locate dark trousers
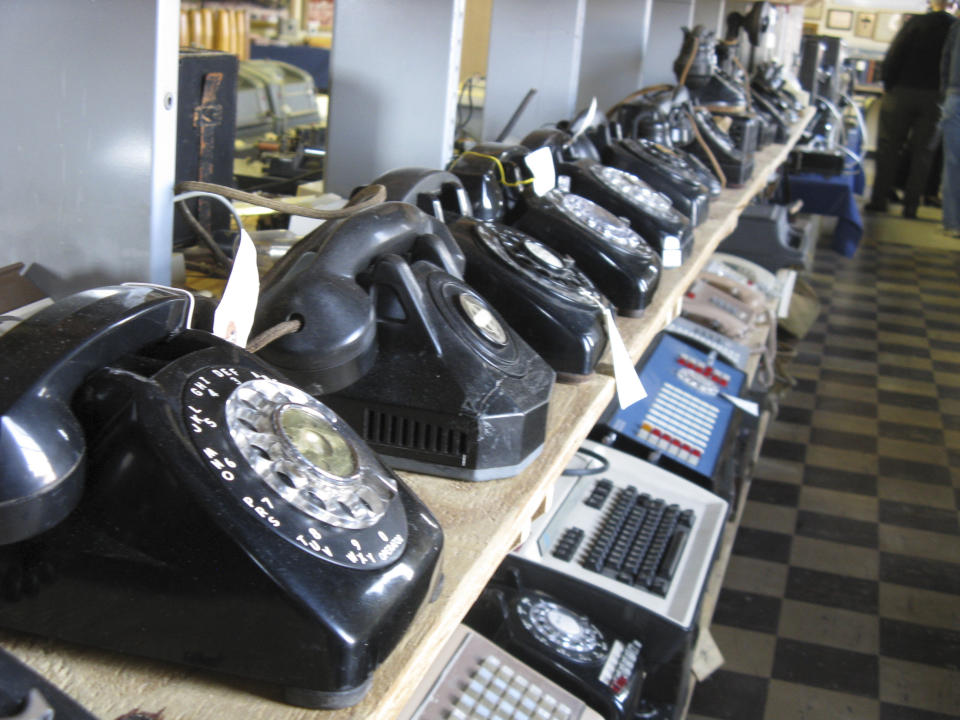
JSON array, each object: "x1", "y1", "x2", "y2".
[{"x1": 870, "y1": 86, "x2": 941, "y2": 212}]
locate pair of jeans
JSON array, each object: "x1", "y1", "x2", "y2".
[
  {"x1": 942, "y1": 92, "x2": 960, "y2": 231},
  {"x1": 870, "y1": 86, "x2": 942, "y2": 212}
]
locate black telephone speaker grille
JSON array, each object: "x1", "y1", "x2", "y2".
[{"x1": 363, "y1": 408, "x2": 468, "y2": 457}]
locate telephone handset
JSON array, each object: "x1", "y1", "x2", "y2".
[
  {"x1": 682, "y1": 285, "x2": 752, "y2": 340},
  {"x1": 600, "y1": 138, "x2": 711, "y2": 226},
  {"x1": 465, "y1": 583, "x2": 645, "y2": 720},
  {"x1": 254, "y1": 201, "x2": 466, "y2": 395},
  {"x1": 450, "y1": 143, "x2": 663, "y2": 317},
  {"x1": 685, "y1": 277, "x2": 759, "y2": 327},
  {"x1": 0, "y1": 648, "x2": 98, "y2": 720},
  {"x1": 520, "y1": 128, "x2": 694, "y2": 268},
  {"x1": 257, "y1": 199, "x2": 555, "y2": 480},
  {"x1": 699, "y1": 270, "x2": 768, "y2": 313},
  {"x1": 372, "y1": 166, "x2": 609, "y2": 380},
  {"x1": 0, "y1": 285, "x2": 443, "y2": 708},
  {"x1": 710, "y1": 251, "x2": 780, "y2": 300}
]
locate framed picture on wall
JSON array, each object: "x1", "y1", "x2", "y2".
[
  {"x1": 826, "y1": 9, "x2": 854, "y2": 31},
  {"x1": 874, "y1": 12, "x2": 905, "y2": 42},
  {"x1": 855, "y1": 12, "x2": 877, "y2": 38},
  {"x1": 804, "y1": 1, "x2": 823, "y2": 20}
]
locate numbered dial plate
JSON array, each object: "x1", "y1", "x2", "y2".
[
  {"x1": 183, "y1": 367, "x2": 407, "y2": 569},
  {"x1": 549, "y1": 189, "x2": 641, "y2": 249},
  {"x1": 516, "y1": 594, "x2": 608, "y2": 665},
  {"x1": 592, "y1": 165, "x2": 676, "y2": 217}
]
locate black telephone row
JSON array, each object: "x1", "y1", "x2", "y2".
[{"x1": 0, "y1": 18, "x2": 801, "y2": 718}]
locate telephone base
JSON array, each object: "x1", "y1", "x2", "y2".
[
  {"x1": 283, "y1": 676, "x2": 373, "y2": 710},
  {"x1": 382, "y1": 442, "x2": 544, "y2": 482}
]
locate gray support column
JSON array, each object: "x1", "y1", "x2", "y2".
[
  {"x1": 642, "y1": 0, "x2": 696, "y2": 87},
  {"x1": 0, "y1": 0, "x2": 178, "y2": 294},
  {"x1": 577, "y1": 0, "x2": 652, "y2": 113},
  {"x1": 325, "y1": 0, "x2": 466, "y2": 195},
  {"x1": 693, "y1": 0, "x2": 727, "y2": 37},
  {"x1": 483, "y1": 0, "x2": 587, "y2": 141}
]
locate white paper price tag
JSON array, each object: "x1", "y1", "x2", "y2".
[
  {"x1": 214, "y1": 228, "x2": 260, "y2": 348},
  {"x1": 603, "y1": 309, "x2": 646, "y2": 409},
  {"x1": 721, "y1": 392, "x2": 759, "y2": 417},
  {"x1": 524, "y1": 146, "x2": 557, "y2": 197}
]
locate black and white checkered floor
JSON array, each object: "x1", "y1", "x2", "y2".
[{"x1": 687, "y1": 211, "x2": 960, "y2": 720}]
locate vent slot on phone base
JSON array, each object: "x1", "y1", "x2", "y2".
[{"x1": 363, "y1": 408, "x2": 468, "y2": 457}]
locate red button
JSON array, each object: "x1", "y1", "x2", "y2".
[
  {"x1": 662, "y1": 433, "x2": 672, "y2": 442},
  {"x1": 686, "y1": 291, "x2": 695, "y2": 299},
  {"x1": 672, "y1": 439, "x2": 681, "y2": 446},
  {"x1": 682, "y1": 444, "x2": 691, "y2": 452},
  {"x1": 717, "y1": 378, "x2": 728, "y2": 386},
  {"x1": 652, "y1": 428, "x2": 662, "y2": 437},
  {"x1": 691, "y1": 448, "x2": 702, "y2": 457}
]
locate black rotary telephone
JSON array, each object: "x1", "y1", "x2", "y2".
[
  {"x1": 521, "y1": 126, "x2": 694, "y2": 268},
  {"x1": 466, "y1": 581, "x2": 646, "y2": 720},
  {"x1": 254, "y1": 201, "x2": 556, "y2": 481},
  {"x1": 0, "y1": 284, "x2": 443, "y2": 708},
  {"x1": 373, "y1": 167, "x2": 610, "y2": 380},
  {"x1": 450, "y1": 143, "x2": 662, "y2": 318}
]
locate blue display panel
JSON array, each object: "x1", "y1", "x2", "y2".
[{"x1": 607, "y1": 334, "x2": 746, "y2": 479}]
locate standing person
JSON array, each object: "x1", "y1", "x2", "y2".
[
  {"x1": 942, "y1": 19, "x2": 960, "y2": 235},
  {"x1": 866, "y1": 0, "x2": 956, "y2": 218}
]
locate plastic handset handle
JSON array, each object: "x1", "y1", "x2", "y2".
[{"x1": 0, "y1": 285, "x2": 190, "y2": 545}]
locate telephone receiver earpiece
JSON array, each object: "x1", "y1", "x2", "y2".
[
  {"x1": 373, "y1": 168, "x2": 474, "y2": 221},
  {"x1": 254, "y1": 202, "x2": 466, "y2": 394},
  {"x1": 0, "y1": 285, "x2": 191, "y2": 545}
]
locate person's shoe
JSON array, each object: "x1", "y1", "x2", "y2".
[
  {"x1": 924, "y1": 195, "x2": 942, "y2": 208},
  {"x1": 903, "y1": 205, "x2": 918, "y2": 219},
  {"x1": 864, "y1": 202, "x2": 887, "y2": 213},
  {"x1": 887, "y1": 189, "x2": 901, "y2": 203}
]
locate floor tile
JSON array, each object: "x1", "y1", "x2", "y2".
[
  {"x1": 877, "y1": 390, "x2": 940, "y2": 412},
  {"x1": 877, "y1": 438, "x2": 950, "y2": 465},
  {"x1": 740, "y1": 502, "x2": 797, "y2": 535},
  {"x1": 758, "y1": 438, "x2": 807, "y2": 464},
  {"x1": 820, "y1": 354, "x2": 879, "y2": 376},
  {"x1": 810, "y1": 409, "x2": 879, "y2": 436},
  {"x1": 876, "y1": 421, "x2": 945, "y2": 446},
  {"x1": 796, "y1": 509, "x2": 879, "y2": 548},
  {"x1": 748, "y1": 478, "x2": 800, "y2": 507},
  {"x1": 879, "y1": 584, "x2": 960, "y2": 632},
  {"x1": 721, "y1": 555, "x2": 790, "y2": 598},
  {"x1": 877, "y1": 405, "x2": 942, "y2": 429},
  {"x1": 778, "y1": 598, "x2": 879, "y2": 654},
  {"x1": 824, "y1": 345, "x2": 880, "y2": 363},
  {"x1": 753, "y1": 457, "x2": 805, "y2": 485},
  {"x1": 710, "y1": 625, "x2": 777, "y2": 678},
  {"x1": 879, "y1": 618, "x2": 960, "y2": 671},
  {"x1": 732, "y1": 526, "x2": 793, "y2": 564},
  {"x1": 818, "y1": 381, "x2": 880, "y2": 403},
  {"x1": 688, "y1": 669, "x2": 768, "y2": 720},
  {"x1": 804, "y1": 446, "x2": 879, "y2": 476},
  {"x1": 772, "y1": 638, "x2": 879, "y2": 697},
  {"x1": 819, "y1": 368, "x2": 877, "y2": 387},
  {"x1": 763, "y1": 680, "x2": 880, "y2": 720},
  {"x1": 713, "y1": 588, "x2": 782, "y2": 634},
  {"x1": 798, "y1": 486, "x2": 879, "y2": 523},
  {"x1": 879, "y1": 553, "x2": 960, "y2": 596},
  {"x1": 879, "y1": 657, "x2": 960, "y2": 716},
  {"x1": 775, "y1": 405, "x2": 814, "y2": 426},
  {"x1": 878, "y1": 500, "x2": 959, "y2": 535},
  {"x1": 809, "y1": 426, "x2": 878, "y2": 454},
  {"x1": 877, "y1": 477, "x2": 957, "y2": 510},
  {"x1": 815, "y1": 395, "x2": 878, "y2": 418},
  {"x1": 878, "y1": 365, "x2": 935, "y2": 383},
  {"x1": 880, "y1": 703, "x2": 960, "y2": 720},
  {"x1": 785, "y1": 566, "x2": 879, "y2": 613},
  {"x1": 877, "y1": 377, "x2": 941, "y2": 398},
  {"x1": 878, "y1": 525, "x2": 960, "y2": 565},
  {"x1": 803, "y1": 464, "x2": 879, "y2": 496},
  {"x1": 762, "y1": 420, "x2": 811, "y2": 445},
  {"x1": 877, "y1": 457, "x2": 953, "y2": 486}
]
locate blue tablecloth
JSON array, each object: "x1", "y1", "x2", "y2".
[{"x1": 785, "y1": 171, "x2": 863, "y2": 257}]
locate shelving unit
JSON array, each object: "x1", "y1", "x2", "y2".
[{"x1": 0, "y1": 109, "x2": 813, "y2": 720}]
